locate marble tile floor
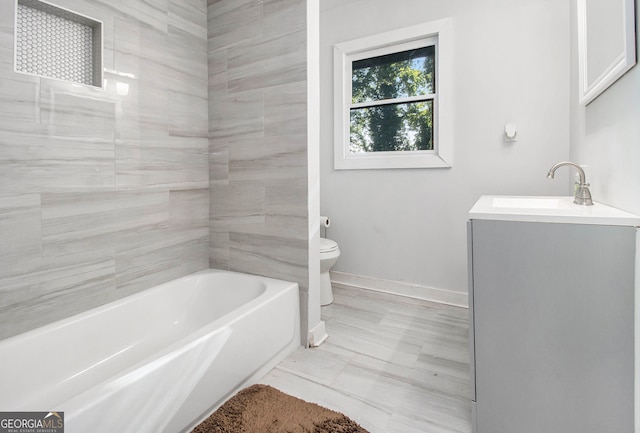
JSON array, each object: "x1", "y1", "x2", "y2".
[{"x1": 260, "y1": 284, "x2": 473, "y2": 433}]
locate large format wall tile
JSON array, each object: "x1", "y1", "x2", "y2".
[
  {"x1": 207, "y1": 0, "x2": 309, "y2": 343},
  {"x1": 264, "y1": 82, "x2": 307, "y2": 136},
  {"x1": 41, "y1": 191, "x2": 169, "y2": 262},
  {"x1": 209, "y1": 91, "x2": 264, "y2": 140},
  {"x1": 227, "y1": 135, "x2": 307, "y2": 181},
  {"x1": 210, "y1": 183, "x2": 266, "y2": 231},
  {"x1": 207, "y1": 0, "x2": 263, "y2": 51},
  {"x1": 39, "y1": 80, "x2": 117, "y2": 132},
  {"x1": 0, "y1": 258, "x2": 117, "y2": 339},
  {"x1": 0, "y1": 0, "x2": 209, "y2": 339},
  {"x1": 169, "y1": 0, "x2": 207, "y2": 40},
  {"x1": 115, "y1": 136, "x2": 208, "y2": 188},
  {"x1": 209, "y1": 139, "x2": 229, "y2": 184},
  {"x1": 0, "y1": 75, "x2": 40, "y2": 130},
  {"x1": 226, "y1": 29, "x2": 306, "y2": 93},
  {"x1": 0, "y1": 194, "x2": 42, "y2": 281},
  {"x1": 0, "y1": 128, "x2": 115, "y2": 194},
  {"x1": 229, "y1": 232, "x2": 308, "y2": 285}
]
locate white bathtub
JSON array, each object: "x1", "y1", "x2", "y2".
[{"x1": 0, "y1": 269, "x2": 300, "y2": 433}]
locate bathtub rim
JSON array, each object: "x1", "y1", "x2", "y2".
[{"x1": 0, "y1": 269, "x2": 298, "y2": 348}]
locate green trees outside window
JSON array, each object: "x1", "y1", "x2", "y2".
[{"x1": 350, "y1": 46, "x2": 435, "y2": 153}]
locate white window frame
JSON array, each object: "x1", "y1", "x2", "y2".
[{"x1": 333, "y1": 19, "x2": 453, "y2": 170}]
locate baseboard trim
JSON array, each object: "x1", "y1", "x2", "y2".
[
  {"x1": 308, "y1": 320, "x2": 328, "y2": 347},
  {"x1": 330, "y1": 271, "x2": 468, "y2": 308}
]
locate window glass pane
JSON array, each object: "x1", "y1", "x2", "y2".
[
  {"x1": 352, "y1": 46, "x2": 435, "y2": 104},
  {"x1": 350, "y1": 100, "x2": 433, "y2": 153}
]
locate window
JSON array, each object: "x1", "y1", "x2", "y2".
[{"x1": 334, "y1": 20, "x2": 452, "y2": 169}]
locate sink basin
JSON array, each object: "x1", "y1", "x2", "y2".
[
  {"x1": 492, "y1": 197, "x2": 563, "y2": 210},
  {"x1": 469, "y1": 195, "x2": 640, "y2": 226}
]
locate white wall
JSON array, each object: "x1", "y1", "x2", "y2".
[
  {"x1": 570, "y1": 2, "x2": 640, "y2": 215},
  {"x1": 320, "y1": 0, "x2": 571, "y2": 296}
]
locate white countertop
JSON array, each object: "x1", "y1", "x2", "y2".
[{"x1": 469, "y1": 195, "x2": 640, "y2": 226}]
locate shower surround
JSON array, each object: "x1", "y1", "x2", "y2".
[
  {"x1": 0, "y1": 0, "x2": 310, "y2": 341},
  {"x1": 207, "y1": 0, "x2": 311, "y2": 337},
  {"x1": 0, "y1": 0, "x2": 209, "y2": 340}
]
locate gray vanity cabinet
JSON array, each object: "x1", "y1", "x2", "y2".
[{"x1": 468, "y1": 219, "x2": 636, "y2": 433}]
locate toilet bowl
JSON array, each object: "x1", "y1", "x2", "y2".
[{"x1": 319, "y1": 238, "x2": 340, "y2": 306}]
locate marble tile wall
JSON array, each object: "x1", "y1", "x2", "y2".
[
  {"x1": 207, "y1": 0, "x2": 310, "y2": 340},
  {"x1": 0, "y1": 0, "x2": 209, "y2": 339}
]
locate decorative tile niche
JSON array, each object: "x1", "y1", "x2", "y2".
[{"x1": 15, "y1": 0, "x2": 103, "y2": 87}]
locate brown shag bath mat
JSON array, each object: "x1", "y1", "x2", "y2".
[{"x1": 191, "y1": 384, "x2": 370, "y2": 433}]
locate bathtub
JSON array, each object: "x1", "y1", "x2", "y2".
[{"x1": 0, "y1": 269, "x2": 300, "y2": 433}]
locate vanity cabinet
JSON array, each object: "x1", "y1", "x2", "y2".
[{"x1": 467, "y1": 196, "x2": 638, "y2": 433}]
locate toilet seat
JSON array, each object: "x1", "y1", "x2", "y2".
[{"x1": 320, "y1": 238, "x2": 338, "y2": 253}]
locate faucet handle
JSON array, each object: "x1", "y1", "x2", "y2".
[{"x1": 574, "y1": 183, "x2": 593, "y2": 206}]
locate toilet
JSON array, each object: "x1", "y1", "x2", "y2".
[{"x1": 319, "y1": 237, "x2": 340, "y2": 306}]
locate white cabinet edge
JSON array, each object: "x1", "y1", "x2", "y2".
[
  {"x1": 469, "y1": 195, "x2": 640, "y2": 227},
  {"x1": 636, "y1": 229, "x2": 640, "y2": 433}
]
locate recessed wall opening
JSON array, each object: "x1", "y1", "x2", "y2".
[{"x1": 15, "y1": 0, "x2": 103, "y2": 88}]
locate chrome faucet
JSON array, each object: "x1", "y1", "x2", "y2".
[{"x1": 547, "y1": 161, "x2": 593, "y2": 206}]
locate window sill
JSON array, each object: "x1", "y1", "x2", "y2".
[{"x1": 334, "y1": 151, "x2": 451, "y2": 170}]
